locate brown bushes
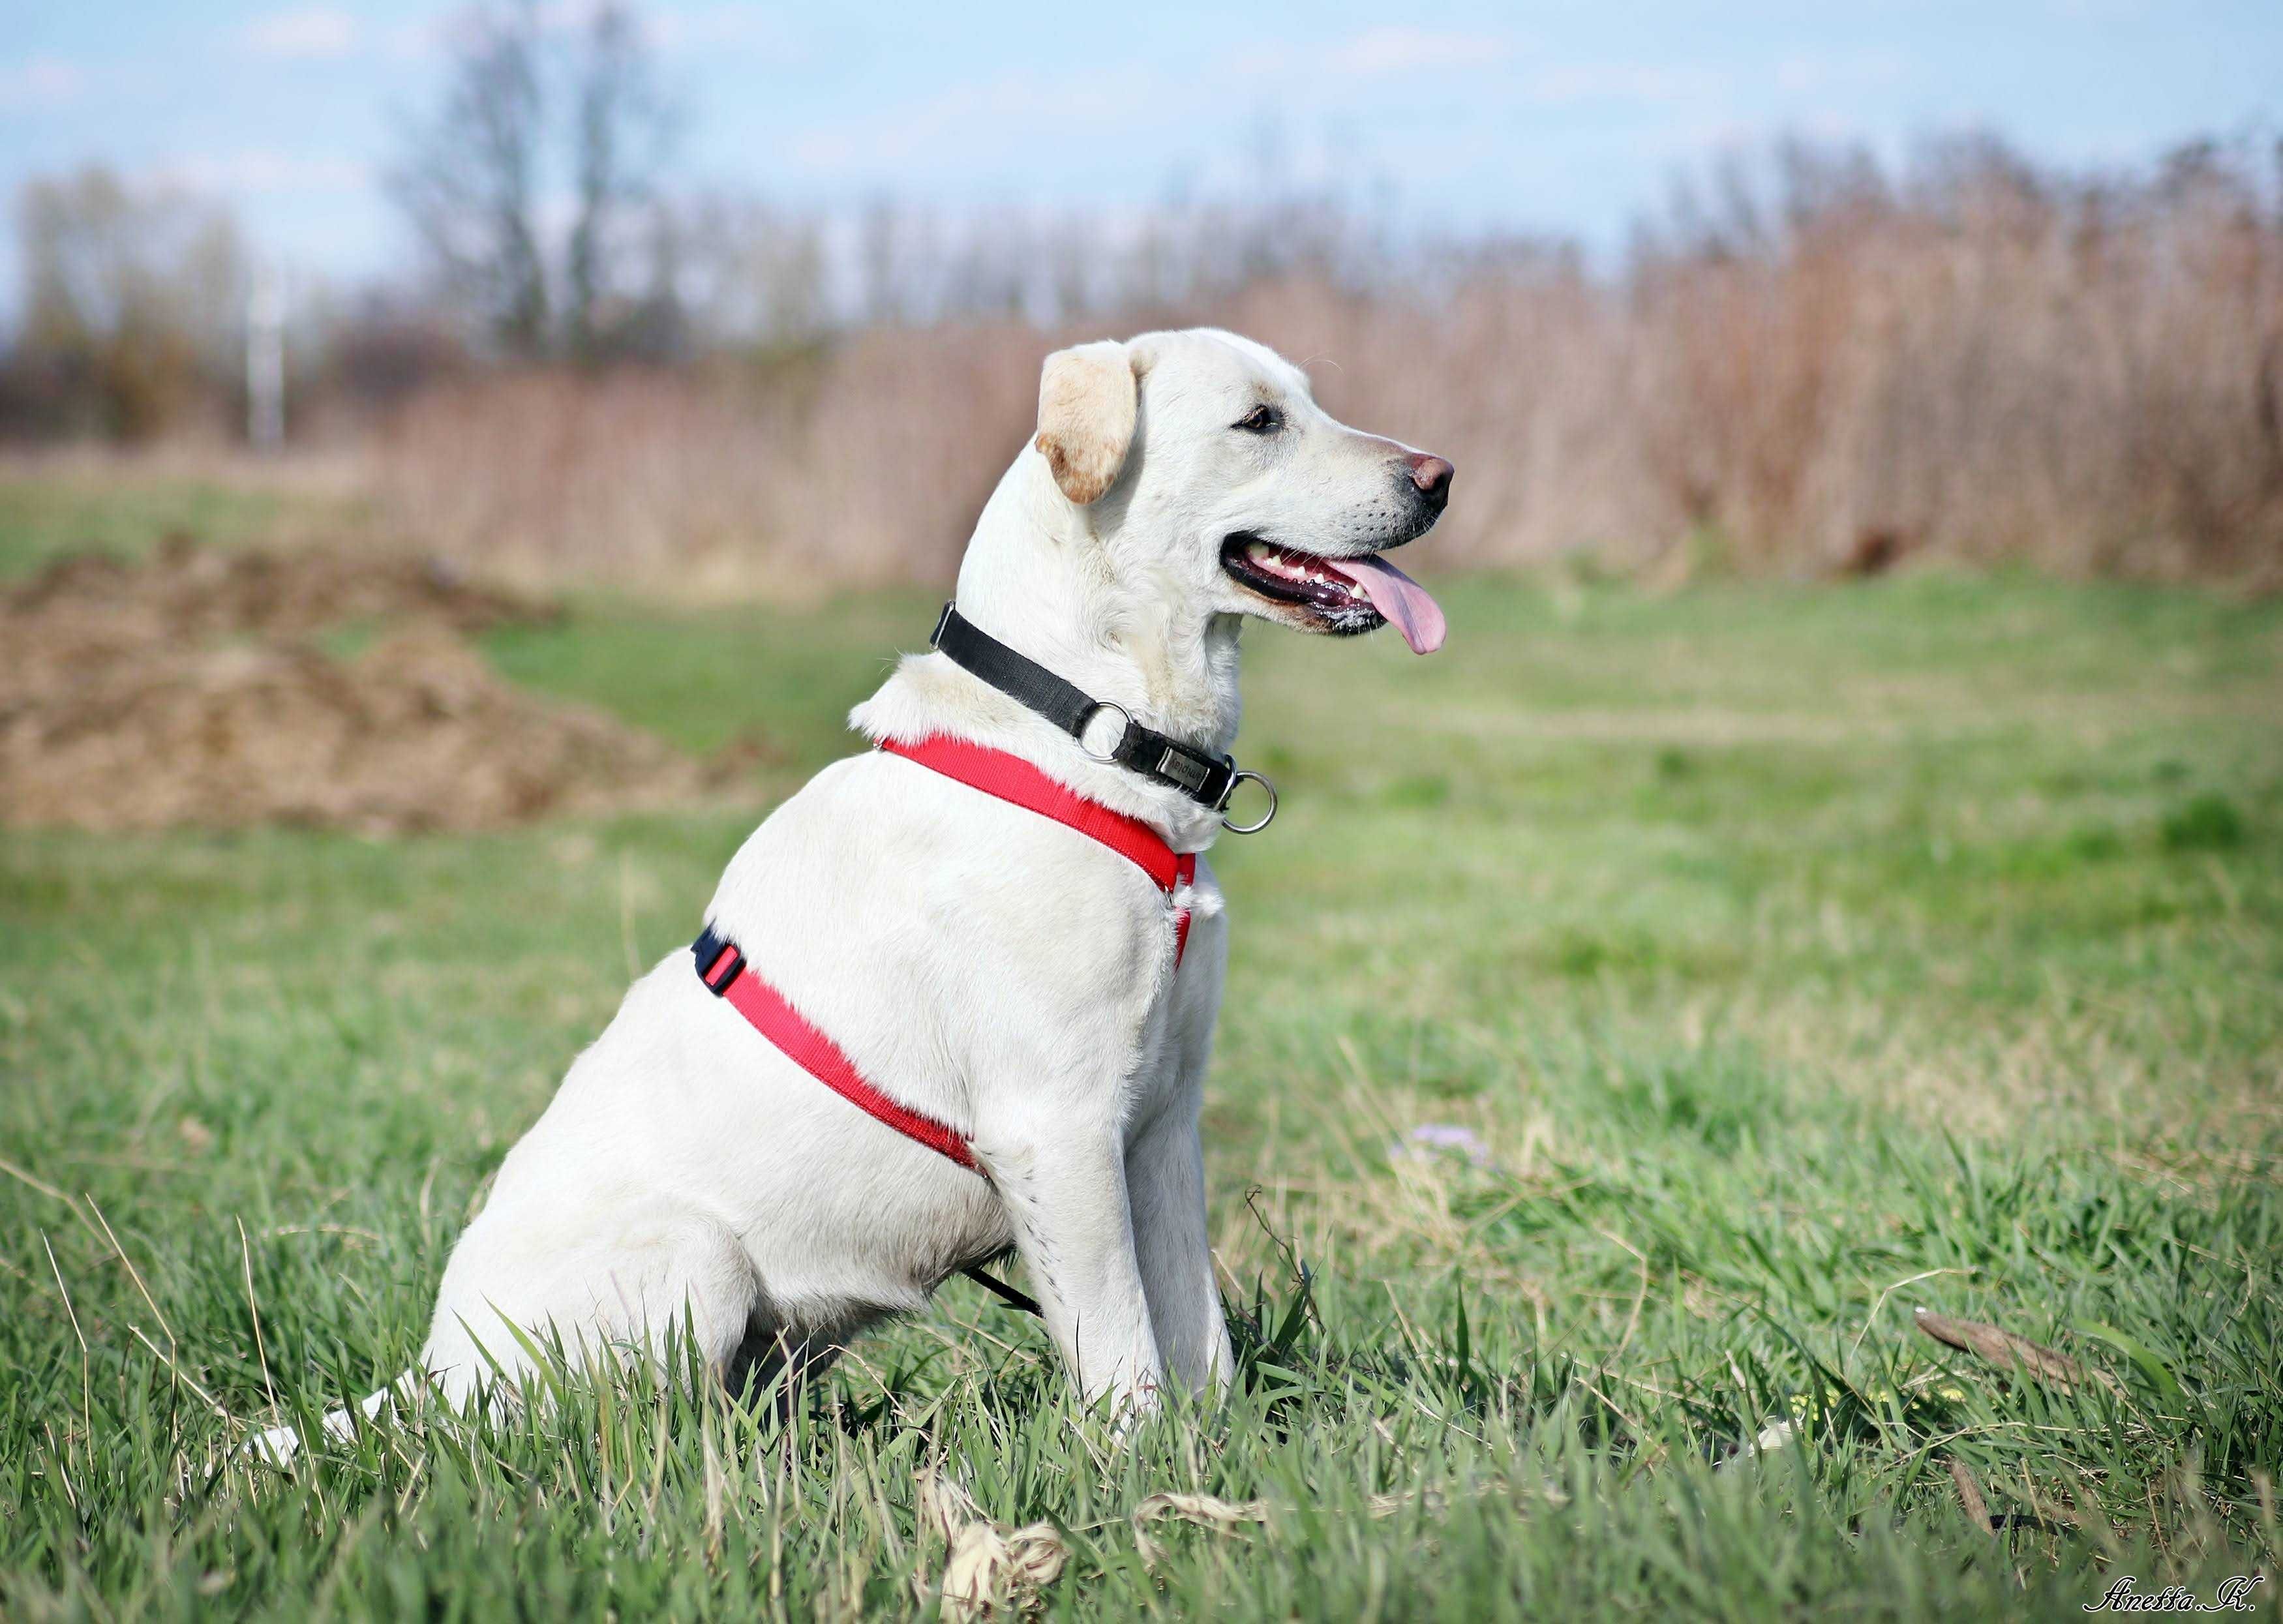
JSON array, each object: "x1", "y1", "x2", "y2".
[
  {"x1": 1610, "y1": 143, "x2": 2283, "y2": 576},
  {"x1": 374, "y1": 325, "x2": 1044, "y2": 593},
  {"x1": 363, "y1": 141, "x2": 2283, "y2": 590}
]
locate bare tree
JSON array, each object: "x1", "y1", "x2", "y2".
[
  {"x1": 389, "y1": 1, "x2": 547, "y2": 357},
  {"x1": 656, "y1": 192, "x2": 827, "y2": 352},
  {"x1": 389, "y1": 1, "x2": 672, "y2": 361},
  {"x1": 566, "y1": 5, "x2": 671, "y2": 361},
  {"x1": 14, "y1": 166, "x2": 245, "y2": 438}
]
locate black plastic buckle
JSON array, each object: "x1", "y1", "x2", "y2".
[{"x1": 692, "y1": 925, "x2": 745, "y2": 995}]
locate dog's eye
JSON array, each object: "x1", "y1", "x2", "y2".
[{"x1": 1232, "y1": 404, "x2": 1282, "y2": 435}]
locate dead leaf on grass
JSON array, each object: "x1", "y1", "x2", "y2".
[
  {"x1": 1913, "y1": 1308, "x2": 2124, "y2": 1397},
  {"x1": 915, "y1": 1466, "x2": 1068, "y2": 1621}
]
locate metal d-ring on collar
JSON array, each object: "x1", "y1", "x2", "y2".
[
  {"x1": 1217, "y1": 768, "x2": 1277, "y2": 834},
  {"x1": 1086, "y1": 699, "x2": 1275, "y2": 833},
  {"x1": 930, "y1": 602, "x2": 1280, "y2": 834},
  {"x1": 1074, "y1": 700, "x2": 1132, "y2": 764}
]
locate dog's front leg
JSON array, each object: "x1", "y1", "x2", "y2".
[
  {"x1": 1128, "y1": 884, "x2": 1233, "y2": 1395},
  {"x1": 1126, "y1": 1094, "x2": 1233, "y2": 1395},
  {"x1": 982, "y1": 1125, "x2": 1163, "y2": 1414}
]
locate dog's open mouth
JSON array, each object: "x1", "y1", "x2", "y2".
[{"x1": 1220, "y1": 534, "x2": 1447, "y2": 654}]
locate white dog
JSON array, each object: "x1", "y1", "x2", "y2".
[{"x1": 254, "y1": 328, "x2": 1450, "y2": 1463}]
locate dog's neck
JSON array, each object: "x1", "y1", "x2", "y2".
[
  {"x1": 960, "y1": 454, "x2": 1245, "y2": 752},
  {"x1": 850, "y1": 451, "x2": 1242, "y2": 849}
]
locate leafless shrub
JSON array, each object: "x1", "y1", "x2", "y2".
[
  {"x1": 389, "y1": 0, "x2": 678, "y2": 363},
  {"x1": 352, "y1": 135, "x2": 2283, "y2": 588},
  {"x1": 2, "y1": 168, "x2": 247, "y2": 440},
  {"x1": 374, "y1": 323, "x2": 1044, "y2": 592}
]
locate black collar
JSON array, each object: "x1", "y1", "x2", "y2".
[{"x1": 928, "y1": 603, "x2": 1274, "y2": 829}]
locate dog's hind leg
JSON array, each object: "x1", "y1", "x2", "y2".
[
  {"x1": 419, "y1": 1207, "x2": 766, "y2": 1403},
  {"x1": 723, "y1": 1322, "x2": 848, "y2": 1423},
  {"x1": 249, "y1": 1209, "x2": 765, "y2": 1465}
]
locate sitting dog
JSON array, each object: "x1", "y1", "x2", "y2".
[{"x1": 254, "y1": 328, "x2": 1450, "y2": 1462}]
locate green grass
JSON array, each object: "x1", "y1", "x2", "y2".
[
  {"x1": 0, "y1": 472, "x2": 318, "y2": 579},
  {"x1": 3, "y1": 523, "x2": 2280, "y2": 1617}
]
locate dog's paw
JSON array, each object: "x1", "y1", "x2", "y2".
[{"x1": 243, "y1": 1420, "x2": 306, "y2": 1468}]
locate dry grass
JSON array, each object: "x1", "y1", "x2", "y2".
[
  {"x1": 16, "y1": 147, "x2": 2275, "y2": 597},
  {"x1": 371, "y1": 328, "x2": 1043, "y2": 596},
  {"x1": 342, "y1": 145, "x2": 2283, "y2": 594}
]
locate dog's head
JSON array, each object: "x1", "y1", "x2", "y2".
[{"x1": 1032, "y1": 329, "x2": 1451, "y2": 654}]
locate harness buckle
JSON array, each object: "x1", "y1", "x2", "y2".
[
  {"x1": 929, "y1": 600, "x2": 955, "y2": 648},
  {"x1": 693, "y1": 927, "x2": 746, "y2": 995}
]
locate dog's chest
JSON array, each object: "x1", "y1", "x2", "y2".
[{"x1": 703, "y1": 754, "x2": 1221, "y2": 1122}]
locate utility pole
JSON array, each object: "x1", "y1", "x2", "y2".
[{"x1": 247, "y1": 263, "x2": 284, "y2": 449}]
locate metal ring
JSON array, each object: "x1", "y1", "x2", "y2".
[
  {"x1": 1219, "y1": 769, "x2": 1278, "y2": 834},
  {"x1": 1076, "y1": 700, "x2": 1131, "y2": 763}
]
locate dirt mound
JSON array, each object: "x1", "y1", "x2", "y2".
[
  {"x1": 4, "y1": 532, "x2": 548, "y2": 702},
  {"x1": 1, "y1": 541, "x2": 735, "y2": 834}
]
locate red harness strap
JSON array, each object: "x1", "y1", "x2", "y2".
[
  {"x1": 694, "y1": 734, "x2": 1201, "y2": 1175},
  {"x1": 879, "y1": 734, "x2": 1198, "y2": 956},
  {"x1": 697, "y1": 933, "x2": 980, "y2": 1169}
]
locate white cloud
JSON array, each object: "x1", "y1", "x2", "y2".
[
  {"x1": 0, "y1": 55, "x2": 86, "y2": 112},
  {"x1": 1771, "y1": 50, "x2": 1910, "y2": 97},
  {"x1": 1525, "y1": 61, "x2": 1729, "y2": 109},
  {"x1": 241, "y1": 7, "x2": 361, "y2": 61},
  {"x1": 648, "y1": 3, "x2": 804, "y2": 55},
  {"x1": 1233, "y1": 27, "x2": 1519, "y2": 85},
  {"x1": 791, "y1": 70, "x2": 1157, "y2": 172},
  {"x1": 153, "y1": 151, "x2": 372, "y2": 196},
  {"x1": 1325, "y1": 27, "x2": 1516, "y2": 79},
  {"x1": 378, "y1": 17, "x2": 445, "y2": 61},
  {"x1": 397, "y1": 3, "x2": 796, "y2": 61},
  {"x1": 791, "y1": 27, "x2": 1522, "y2": 180}
]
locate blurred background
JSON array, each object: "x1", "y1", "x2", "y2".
[
  {"x1": 5, "y1": 1, "x2": 2280, "y2": 591},
  {"x1": 2, "y1": 2, "x2": 2280, "y2": 831}
]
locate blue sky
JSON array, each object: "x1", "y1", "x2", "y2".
[{"x1": 2, "y1": 0, "x2": 2277, "y2": 294}]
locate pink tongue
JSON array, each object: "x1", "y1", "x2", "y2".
[{"x1": 1335, "y1": 554, "x2": 1446, "y2": 654}]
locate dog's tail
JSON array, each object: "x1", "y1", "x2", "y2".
[{"x1": 244, "y1": 1373, "x2": 419, "y2": 1467}]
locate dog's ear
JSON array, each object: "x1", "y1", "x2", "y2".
[{"x1": 1035, "y1": 340, "x2": 1136, "y2": 505}]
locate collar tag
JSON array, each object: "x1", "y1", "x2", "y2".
[{"x1": 1154, "y1": 747, "x2": 1212, "y2": 794}]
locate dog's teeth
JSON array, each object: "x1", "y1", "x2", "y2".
[
  {"x1": 1247, "y1": 541, "x2": 1273, "y2": 563},
  {"x1": 1348, "y1": 582, "x2": 1367, "y2": 599}
]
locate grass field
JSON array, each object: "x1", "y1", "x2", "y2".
[{"x1": 3, "y1": 489, "x2": 2280, "y2": 1618}]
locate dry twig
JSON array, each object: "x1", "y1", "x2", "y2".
[{"x1": 1913, "y1": 1308, "x2": 2124, "y2": 1397}]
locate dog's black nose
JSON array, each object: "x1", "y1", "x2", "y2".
[{"x1": 1406, "y1": 453, "x2": 1454, "y2": 511}]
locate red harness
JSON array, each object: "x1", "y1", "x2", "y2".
[{"x1": 693, "y1": 733, "x2": 1198, "y2": 1175}]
